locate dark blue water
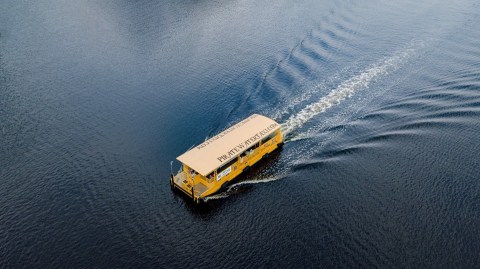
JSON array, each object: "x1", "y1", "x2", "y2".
[{"x1": 1, "y1": 0, "x2": 480, "y2": 267}]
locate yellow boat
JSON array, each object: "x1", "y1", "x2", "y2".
[{"x1": 170, "y1": 114, "x2": 283, "y2": 203}]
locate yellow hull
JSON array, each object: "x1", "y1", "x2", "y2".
[{"x1": 171, "y1": 131, "x2": 283, "y2": 202}]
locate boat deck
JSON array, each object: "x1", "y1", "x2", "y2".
[{"x1": 173, "y1": 172, "x2": 209, "y2": 198}]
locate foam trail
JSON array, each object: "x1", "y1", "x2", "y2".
[
  {"x1": 204, "y1": 43, "x2": 421, "y2": 202},
  {"x1": 202, "y1": 176, "x2": 284, "y2": 201},
  {"x1": 202, "y1": 193, "x2": 230, "y2": 201},
  {"x1": 228, "y1": 175, "x2": 284, "y2": 188},
  {"x1": 281, "y1": 46, "x2": 417, "y2": 136}
]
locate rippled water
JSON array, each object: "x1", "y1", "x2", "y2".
[{"x1": 1, "y1": 0, "x2": 480, "y2": 267}]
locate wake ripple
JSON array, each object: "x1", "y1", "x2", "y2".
[
  {"x1": 202, "y1": 175, "x2": 284, "y2": 201},
  {"x1": 204, "y1": 42, "x2": 422, "y2": 202},
  {"x1": 281, "y1": 44, "x2": 420, "y2": 137}
]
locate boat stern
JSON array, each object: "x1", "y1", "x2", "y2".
[{"x1": 170, "y1": 171, "x2": 209, "y2": 203}]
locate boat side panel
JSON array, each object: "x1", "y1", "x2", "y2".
[{"x1": 199, "y1": 130, "x2": 283, "y2": 198}]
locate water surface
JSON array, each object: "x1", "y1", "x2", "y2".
[{"x1": 1, "y1": 0, "x2": 480, "y2": 267}]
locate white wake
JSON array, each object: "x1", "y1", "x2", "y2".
[
  {"x1": 281, "y1": 45, "x2": 418, "y2": 136},
  {"x1": 202, "y1": 42, "x2": 421, "y2": 202},
  {"x1": 202, "y1": 175, "x2": 284, "y2": 201}
]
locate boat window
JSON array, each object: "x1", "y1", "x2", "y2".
[
  {"x1": 217, "y1": 157, "x2": 237, "y2": 174},
  {"x1": 261, "y1": 131, "x2": 277, "y2": 145},
  {"x1": 206, "y1": 172, "x2": 215, "y2": 183},
  {"x1": 240, "y1": 142, "x2": 260, "y2": 157},
  {"x1": 188, "y1": 168, "x2": 197, "y2": 178}
]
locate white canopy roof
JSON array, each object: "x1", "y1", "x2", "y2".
[{"x1": 177, "y1": 114, "x2": 280, "y2": 176}]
